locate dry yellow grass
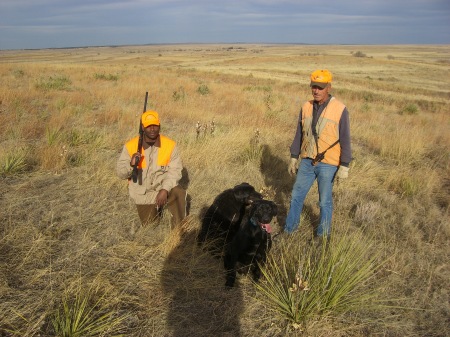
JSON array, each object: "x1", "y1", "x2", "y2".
[{"x1": 0, "y1": 44, "x2": 449, "y2": 336}]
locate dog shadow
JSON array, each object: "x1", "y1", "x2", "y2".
[
  {"x1": 259, "y1": 144, "x2": 294, "y2": 231},
  {"x1": 161, "y1": 226, "x2": 243, "y2": 337},
  {"x1": 196, "y1": 205, "x2": 227, "y2": 258}
]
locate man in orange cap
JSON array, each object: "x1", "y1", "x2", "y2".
[
  {"x1": 285, "y1": 69, "x2": 352, "y2": 239},
  {"x1": 116, "y1": 110, "x2": 187, "y2": 228}
]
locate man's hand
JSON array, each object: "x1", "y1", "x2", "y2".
[
  {"x1": 336, "y1": 166, "x2": 349, "y2": 180},
  {"x1": 288, "y1": 158, "x2": 298, "y2": 176},
  {"x1": 130, "y1": 152, "x2": 141, "y2": 167},
  {"x1": 156, "y1": 189, "x2": 169, "y2": 208}
]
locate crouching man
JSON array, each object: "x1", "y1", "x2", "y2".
[{"x1": 116, "y1": 110, "x2": 187, "y2": 228}]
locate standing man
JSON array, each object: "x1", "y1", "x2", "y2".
[
  {"x1": 117, "y1": 110, "x2": 187, "y2": 228},
  {"x1": 285, "y1": 69, "x2": 352, "y2": 238}
]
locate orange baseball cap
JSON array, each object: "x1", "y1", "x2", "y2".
[
  {"x1": 310, "y1": 69, "x2": 332, "y2": 89},
  {"x1": 141, "y1": 110, "x2": 160, "y2": 127}
]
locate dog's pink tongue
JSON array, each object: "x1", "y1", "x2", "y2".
[{"x1": 261, "y1": 223, "x2": 272, "y2": 233}]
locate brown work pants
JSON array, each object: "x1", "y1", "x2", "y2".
[{"x1": 136, "y1": 185, "x2": 187, "y2": 228}]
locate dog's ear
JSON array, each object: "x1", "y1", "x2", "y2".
[
  {"x1": 233, "y1": 183, "x2": 260, "y2": 203},
  {"x1": 233, "y1": 187, "x2": 251, "y2": 202},
  {"x1": 235, "y1": 182, "x2": 251, "y2": 188},
  {"x1": 270, "y1": 202, "x2": 278, "y2": 216}
]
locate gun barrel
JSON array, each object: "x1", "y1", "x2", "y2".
[{"x1": 131, "y1": 91, "x2": 149, "y2": 184}]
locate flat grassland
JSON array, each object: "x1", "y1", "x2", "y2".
[{"x1": 0, "y1": 44, "x2": 449, "y2": 336}]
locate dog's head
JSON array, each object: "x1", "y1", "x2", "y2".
[
  {"x1": 232, "y1": 182, "x2": 262, "y2": 205},
  {"x1": 250, "y1": 199, "x2": 278, "y2": 231}
]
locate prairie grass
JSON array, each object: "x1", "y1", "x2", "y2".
[{"x1": 0, "y1": 44, "x2": 449, "y2": 336}]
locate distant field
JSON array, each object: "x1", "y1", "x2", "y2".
[{"x1": 0, "y1": 44, "x2": 449, "y2": 337}]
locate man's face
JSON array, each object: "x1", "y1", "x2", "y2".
[
  {"x1": 311, "y1": 84, "x2": 331, "y2": 104},
  {"x1": 143, "y1": 124, "x2": 160, "y2": 142}
]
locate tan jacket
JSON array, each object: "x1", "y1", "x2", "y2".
[{"x1": 116, "y1": 135, "x2": 183, "y2": 205}]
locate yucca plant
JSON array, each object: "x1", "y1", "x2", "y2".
[
  {"x1": 46, "y1": 127, "x2": 61, "y2": 145},
  {"x1": 0, "y1": 151, "x2": 27, "y2": 175},
  {"x1": 51, "y1": 284, "x2": 127, "y2": 337},
  {"x1": 255, "y1": 230, "x2": 382, "y2": 328}
]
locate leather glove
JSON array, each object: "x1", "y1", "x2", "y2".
[
  {"x1": 336, "y1": 166, "x2": 349, "y2": 180},
  {"x1": 288, "y1": 158, "x2": 298, "y2": 176}
]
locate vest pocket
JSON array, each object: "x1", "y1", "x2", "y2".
[{"x1": 320, "y1": 122, "x2": 338, "y2": 146}]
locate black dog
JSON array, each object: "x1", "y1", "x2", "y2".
[
  {"x1": 197, "y1": 183, "x2": 262, "y2": 256},
  {"x1": 224, "y1": 199, "x2": 278, "y2": 288}
]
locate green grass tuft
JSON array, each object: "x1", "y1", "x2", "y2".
[
  {"x1": 35, "y1": 75, "x2": 72, "y2": 91},
  {"x1": 399, "y1": 103, "x2": 419, "y2": 115},
  {"x1": 94, "y1": 73, "x2": 119, "y2": 81},
  {"x1": 197, "y1": 84, "x2": 210, "y2": 95}
]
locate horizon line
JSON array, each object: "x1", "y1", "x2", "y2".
[{"x1": 2, "y1": 41, "x2": 449, "y2": 52}]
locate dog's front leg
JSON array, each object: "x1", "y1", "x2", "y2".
[
  {"x1": 224, "y1": 250, "x2": 237, "y2": 288},
  {"x1": 224, "y1": 236, "x2": 244, "y2": 288},
  {"x1": 251, "y1": 256, "x2": 263, "y2": 282},
  {"x1": 252, "y1": 236, "x2": 271, "y2": 282}
]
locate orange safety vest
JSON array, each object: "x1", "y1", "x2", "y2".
[
  {"x1": 300, "y1": 97, "x2": 345, "y2": 166},
  {"x1": 124, "y1": 135, "x2": 176, "y2": 168}
]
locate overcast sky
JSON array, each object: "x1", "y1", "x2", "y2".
[{"x1": 1, "y1": 0, "x2": 449, "y2": 50}]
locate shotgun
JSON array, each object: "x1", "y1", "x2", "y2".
[
  {"x1": 311, "y1": 139, "x2": 339, "y2": 166},
  {"x1": 132, "y1": 91, "x2": 149, "y2": 184}
]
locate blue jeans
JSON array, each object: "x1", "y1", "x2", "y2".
[{"x1": 285, "y1": 158, "x2": 338, "y2": 237}]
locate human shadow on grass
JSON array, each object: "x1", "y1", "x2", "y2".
[
  {"x1": 259, "y1": 144, "x2": 294, "y2": 231},
  {"x1": 161, "y1": 226, "x2": 243, "y2": 337},
  {"x1": 179, "y1": 167, "x2": 192, "y2": 216},
  {"x1": 259, "y1": 145, "x2": 324, "y2": 237}
]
